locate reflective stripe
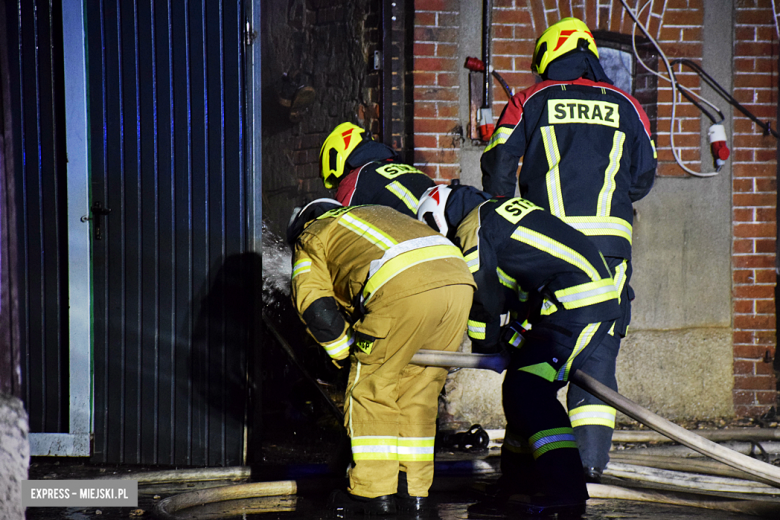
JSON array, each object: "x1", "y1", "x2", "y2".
[
  {"x1": 541, "y1": 126, "x2": 565, "y2": 217},
  {"x1": 467, "y1": 319, "x2": 486, "y2": 340},
  {"x1": 554, "y1": 278, "x2": 618, "y2": 310},
  {"x1": 518, "y1": 361, "x2": 557, "y2": 382},
  {"x1": 540, "y1": 299, "x2": 558, "y2": 316},
  {"x1": 557, "y1": 322, "x2": 600, "y2": 381},
  {"x1": 613, "y1": 260, "x2": 628, "y2": 303},
  {"x1": 347, "y1": 361, "x2": 363, "y2": 438},
  {"x1": 323, "y1": 328, "x2": 355, "y2": 359},
  {"x1": 561, "y1": 216, "x2": 633, "y2": 243},
  {"x1": 596, "y1": 131, "x2": 625, "y2": 217},
  {"x1": 464, "y1": 250, "x2": 479, "y2": 273},
  {"x1": 398, "y1": 437, "x2": 435, "y2": 461},
  {"x1": 569, "y1": 404, "x2": 616, "y2": 428},
  {"x1": 339, "y1": 213, "x2": 398, "y2": 250},
  {"x1": 507, "y1": 331, "x2": 524, "y2": 348},
  {"x1": 529, "y1": 427, "x2": 577, "y2": 459},
  {"x1": 496, "y1": 267, "x2": 529, "y2": 301},
  {"x1": 484, "y1": 126, "x2": 514, "y2": 153},
  {"x1": 512, "y1": 227, "x2": 601, "y2": 280},
  {"x1": 351, "y1": 436, "x2": 399, "y2": 461},
  {"x1": 292, "y1": 260, "x2": 312, "y2": 280},
  {"x1": 385, "y1": 181, "x2": 420, "y2": 213},
  {"x1": 363, "y1": 237, "x2": 463, "y2": 303}
]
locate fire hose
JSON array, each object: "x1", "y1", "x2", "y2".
[{"x1": 409, "y1": 349, "x2": 780, "y2": 488}]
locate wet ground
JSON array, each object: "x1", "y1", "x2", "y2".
[{"x1": 24, "y1": 449, "x2": 780, "y2": 520}]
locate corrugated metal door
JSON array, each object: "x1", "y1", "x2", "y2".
[
  {"x1": 86, "y1": 0, "x2": 251, "y2": 465},
  {"x1": 7, "y1": 0, "x2": 71, "y2": 436}
]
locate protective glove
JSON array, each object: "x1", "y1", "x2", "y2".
[{"x1": 500, "y1": 320, "x2": 526, "y2": 350}]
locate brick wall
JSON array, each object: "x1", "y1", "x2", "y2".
[
  {"x1": 732, "y1": 0, "x2": 778, "y2": 416},
  {"x1": 412, "y1": 0, "x2": 461, "y2": 182},
  {"x1": 411, "y1": 0, "x2": 779, "y2": 417},
  {"x1": 261, "y1": 1, "x2": 380, "y2": 236}
]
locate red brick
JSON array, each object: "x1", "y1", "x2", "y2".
[
  {"x1": 734, "y1": 359, "x2": 757, "y2": 375},
  {"x1": 755, "y1": 298, "x2": 776, "y2": 314},
  {"x1": 414, "y1": 117, "x2": 459, "y2": 134},
  {"x1": 753, "y1": 57, "x2": 778, "y2": 73},
  {"x1": 437, "y1": 165, "x2": 460, "y2": 180},
  {"x1": 414, "y1": 12, "x2": 436, "y2": 26},
  {"x1": 414, "y1": 27, "x2": 459, "y2": 44},
  {"x1": 733, "y1": 149, "x2": 755, "y2": 163},
  {"x1": 734, "y1": 74, "x2": 776, "y2": 89},
  {"x1": 755, "y1": 269, "x2": 776, "y2": 283},
  {"x1": 755, "y1": 178, "x2": 777, "y2": 192},
  {"x1": 735, "y1": 405, "x2": 774, "y2": 417},
  {"x1": 492, "y1": 9, "x2": 531, "y2": 25},
  {"x1": 414, "y1": 0, "x2": 457, "y2": 12},
  {"x1": 733, "y1": 163, "x2": 777, "y2": 178},
  {"x1": 436, "y1": 43, "x2": 459, "y2": 58},
  {"x1": 438, "y1": 12, "x2": 459, "y2": 28},
  {"x1": 756, "y1": 391, "x2": 778, "y2": 405},
  {"x1": 414, "y1": 72, "x2": 437, "y2": 86},
  {"x1": 733, "y1": 390, "x2": 755, "y2": 405},
  {"x1": 734, "y1": 300, "x2": 754, "y2": 314},
  {"x1": 493, "y1": 25, "x2": 514, "y2": 40},
  {"x1": 437, "y1": 103, "x2": 459, "y2": 119},
  {"x1": 734, "y1": 194, "x2": 776, "y2": 207},
  {"x1": 414, "y1": 148, "x2": 459, "y2": 164},
  {"x1": 735, "y1": 9, "x2": 776, "y2": 25},
  {"x1": 733, "y1": 374, "x2": 776, "y2": 390},
  {"x1": 733, "y1": 269, "x2": 755, "y2": 284},
  {"x1": 656, "y1": 162, "x2": 689, "y2": 177},
  {"x1": 734, "y1": 313, "x2": 776, "y2": 330},
  {"x1": 734, "y1": 284, "x2": 775, "y2": 298},
  {"x1": 414, "y1": 134, "x2": 438, "y2": 149},
  {"x1": 733, "y1": 178, "x2": 754, "y2": 193},
  {"x1": 755, "y1": 149, "x2": 779, "y2": 162},
  {"x1": 733, "y1": 209, "x2": 755, "y2": 223},
  {"x1": 415, "y1": 43, "x2": 436, "y2": 57},
  {"x1": 414, "y1": 57, "x2": 457, "y2": 72},
  {"x1": 735, "y1": 26, "x2": 756, "y2": 42},
  {"x1": 755, "y1": 238, "x2": 776, "y2": 253},
  {"x1": 413, "y1": 87, "x2": 458, "y2": 102},
  {"x1": 415, "y1": 164, "x2": 436, "y2": 177},
  {"x1": 733, "y1": 255, "x2": 775, "y2": 269}
]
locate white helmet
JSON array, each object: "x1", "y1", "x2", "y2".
[{"x1": 417, "y1": 185, "x2": 452, "y2": 236}]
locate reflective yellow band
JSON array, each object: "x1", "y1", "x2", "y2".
[
  {"x1": 554, "y1": 278, "x2": 618, "y2": 310},
  {"x1": 339, "y1": 214, "x2": 397, "y2": 250},
  {"x1": 557, "y1": 322, "x2": 600, "y2": 381},
  {"x1": 596, "y1": 131, "x2": 625, "y2": 217},
  {"x1": 512, "y1": 226, "x2": 601, "y2": 280},
  {"x1": 496, "y1": 267, "x2": 528, "y2": 301},
  {"x1": 541, "y1": 126, "x2": 565, "y2": 218},
  {"x1": 385, "y1": 181, "x2": 420, "y2": 213},
  {"x1": 467, "y1": 319, "x2": 486, "y2": 340},
  {"x1": 323, "y1": 328, "x2": 354, "y2": 359},
  {"x1": 518, "y1": 362, "x2": 557, "y2": 382},
  {"x1": 464, "y1": 250, "x2": 479, "y2": 273},
  {"x1": 351, "y1": 436, "x2": 399, "y2": 461},
  {"x1": 562, "y1": 216, "x2": 632, "y2": 243},
  {"x1": 363, "y1": 243, "x2": 463, "y2": 303},
  {"x1": 398, "y1": 437, "x2": 435, "y2": 461},
  {"x1": 569, "y1": 404, "x2": 616, "y2": 428},
  {"x1": 292, "y1": 260, "x2": 311, "y2": 280},
  {"x1": 540, "y1": 299, "x2": 558, "y2": 316},
  {"x1": 484, "y1": 126, "x2": 513, "y2": 153},
  {"x1": 612, "y1": 260, "x2": 628, "y2": 303},
  {"x1": 529, "y1": 427, "x2": 577, "y2": 459}
]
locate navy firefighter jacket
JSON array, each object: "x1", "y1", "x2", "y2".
[
  {"x1": 453, "y1": 197, "x2": 621, "y2": 352},
  {"x1": 335, "y1": 159, "x2": 435, "y2": 219},
  {"x1": 480, "y1": 78, "x2": 657, "y2": 260}
]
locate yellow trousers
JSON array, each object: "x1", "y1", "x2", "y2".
[{"x1": 344, "y1": 284, "x2": 473, "y2": 498}]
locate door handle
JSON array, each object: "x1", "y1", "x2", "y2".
[{"x1": 81, "y1": 201, "x2": 112, "y2": 240}]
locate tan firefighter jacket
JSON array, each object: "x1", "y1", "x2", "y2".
[{"x1": 291, "y1": 205, "x2": 475, "y2": 360}]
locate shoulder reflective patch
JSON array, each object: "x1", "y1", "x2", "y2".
[
  {"x1": 385, "y1": 181, "x2": 420, "y2": 212},
  {"x1": 292, "y1": 259, "x2": 312, "y2": 280},
  {"x1": 375, "y1": 163, "x2": 425, "y2": 179},
  {"x1": 548, "y1": 99, "x2": 620, "y2": 128},
  {"x1": 339, "y1": 213, "x2": 398, "y2": 250},
  {"x1": 495, "y1": 198, "x2": 540, "y2": 225}
]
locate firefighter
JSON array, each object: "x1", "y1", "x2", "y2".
[
  {"x1": 417, "y1": 184, "x2": 620, "y2": 516},
  {"x1": 319, "y1": 122, "x2": 435, "y2": 217},
  {"x1": 287, "y1": 199, "x2": 475, "y2": 516},
  {"x1": 480, "y1": 17, "x2": 657, "y2": 482}
]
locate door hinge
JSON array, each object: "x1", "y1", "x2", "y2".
[{"x1": 245, "y1": 21, "x2": 257, "y2": 46}]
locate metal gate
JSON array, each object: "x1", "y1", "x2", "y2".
[{"x1": 84, "y1": 0, "x2": 252, "y2": 465}]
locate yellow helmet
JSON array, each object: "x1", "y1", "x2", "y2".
[
  {"x1": 320, "y1": 122, "x2": 367, "y2": 189},
  {"x1": 531, "y1": 17, "x2": 599, "y2": 76}
]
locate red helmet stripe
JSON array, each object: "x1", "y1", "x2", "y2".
[{"x1": 342, "y1": 129, "x2": 353, "y2": 148}]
